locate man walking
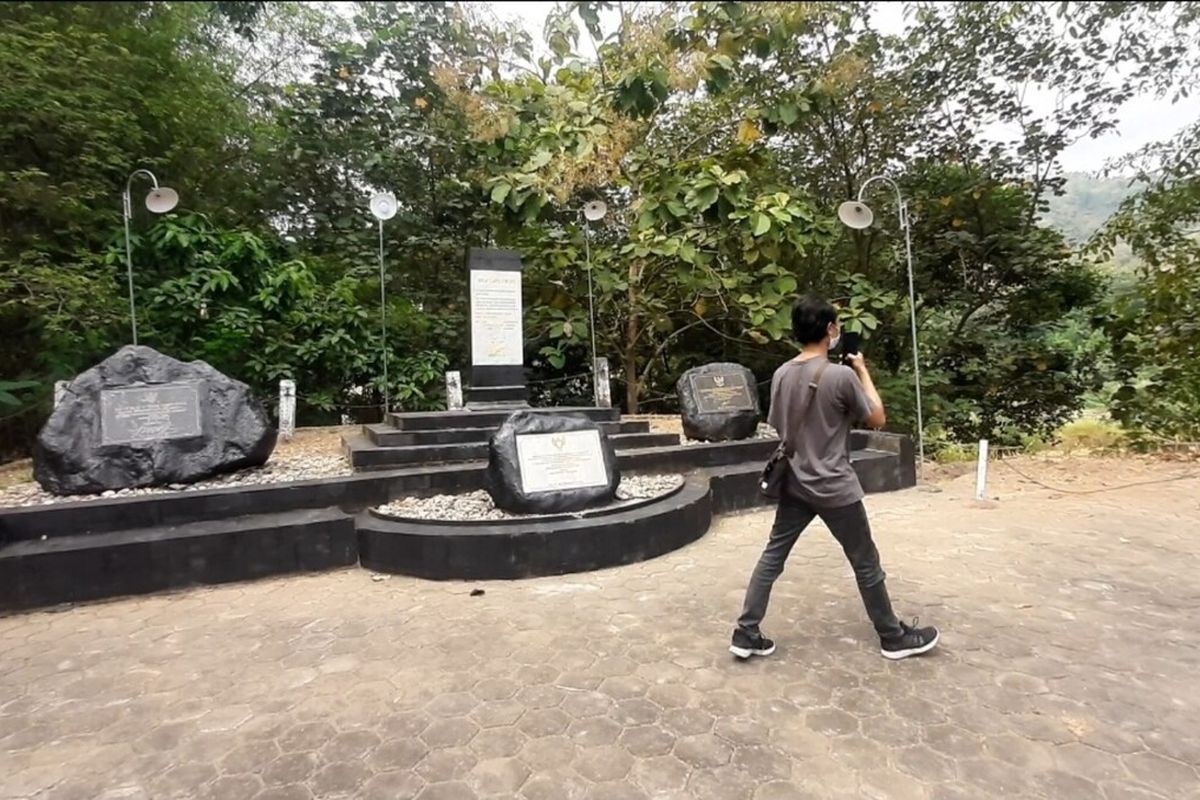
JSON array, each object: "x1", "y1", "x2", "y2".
[{"x1": 730, "y1": 297, "x2": 939, "y2": 661}]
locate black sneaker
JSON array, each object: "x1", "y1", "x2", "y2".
[
  {"x1": 880, "y1": 619, "x2": 939, "y2": 660},
  {"x1": 729, "y1": 628, "x2": 776, "y2": 659}
]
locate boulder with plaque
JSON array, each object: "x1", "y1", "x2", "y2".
[
  {"x1": 484, "y1": 411, "x2": 620, "y2": 514},
  {"x1": 34, "y1": 345, "x2": 277, "y2": 495},
  {"x1": 676, "y1": 362, "x2": 760, "y2": 442}
]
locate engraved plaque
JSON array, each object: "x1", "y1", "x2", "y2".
[
  {"x1": 689, "y1": 372, "x2": 755, "y2": 414},
  {"x1": 515, "y1": 430, "x2": 609, "y2": 494},
  {"x1": 100, "y1": 383, "x2": 202, "y2": 445},
  {"x1": 470, "y1": 269, "x2": 524, "y2": 366}
]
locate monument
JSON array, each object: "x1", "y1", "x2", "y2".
[
  {"x1": 676, "y1": 362, "x2": 761, "y2": 442},
  {"x1": 484, "y1": 411, "x2": 620, "y2": 514},
  {"x1": 467, "y1": 248, "x2": 528, "y2": 408},
  {"x1": 34, "y1": 345, "x2": 276, "y2": 494}
]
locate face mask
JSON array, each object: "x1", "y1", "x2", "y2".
[{"x1": 829, "y1": 329, "x2": 841, "y2": 350}]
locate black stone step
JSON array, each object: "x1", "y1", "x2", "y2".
[
  {"x1": 615, "y1": 437, "x2": 779, "y2": 472},
  {"x1": 466, "y1": 384, "x2": 527, "y2": 404},
  {"x1": 0, "y1": 508, "x2": 356, "y2": 612},
  {"x1": 386, "y1": 406, "x2": 620, "y2": 431},
  {"x1": 0, "y1": 432, "x2": 914, "y2": 552},
  {"x1": 364, "y1": 419, "x2": 652, "y2": 447},
  {"x1": 344, "y1": 431, "x2": 682, "y2": 469}
]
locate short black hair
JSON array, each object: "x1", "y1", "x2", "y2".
[{"x1": 791, "y1": 296, "x2": 838, "y2": 344}]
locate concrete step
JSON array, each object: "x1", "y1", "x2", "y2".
[
  {"x1": 0, "y1": 508, "x2": 356, "y2": 612},
  {"x1": 386, "y1": 407, "x2": 620, "y2": 431},
  {"x1": 364, "y1": 419, "x2": 652, "y2": 447},
  {"x1": 466, "y1": 385, "x2": 527, "y2": 405},
  {"x1": 344, "y1": 431, "x2": 682, "y2": 470}
]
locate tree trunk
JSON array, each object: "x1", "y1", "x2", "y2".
[{"x1": 624, "y1": 347, "x2": 639, "y2": 414}]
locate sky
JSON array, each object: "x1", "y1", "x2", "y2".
[{"x1": 487, "y1": 0, "x2": 1200, "y2": 174}]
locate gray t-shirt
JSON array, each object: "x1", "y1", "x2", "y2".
[{"x1": 767, "y1": 357, "x2": 875, "y2": 508}]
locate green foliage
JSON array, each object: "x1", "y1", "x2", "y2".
[
  {"x1": 0, "y1": 2, "x2": 254, "y2": 375},
  {"x1": 133, "y1": 212, "x2": 449, "y2": 418},
  {"x1": 1086, "y1": 6, "x2": 1200, "y2": 443},
  {"x1": 468, "y1": 3, "x2": 836, "y2": 411},
  {"x1": 1058, "y1": 418, "x2": 1127, "y2": 452},
  {"x1": 0, "y1": 380, "x2": 38, "y2": 408},
  {"x1": 4, "y1": 0, "x2": 1199, "y2": 457}
]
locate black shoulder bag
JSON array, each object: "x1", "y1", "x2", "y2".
[{"x1": 758, "y1": 360, "x2": 830, "y2": 500}]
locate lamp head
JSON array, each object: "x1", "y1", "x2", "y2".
[
  {"x1": 583, "y1": 199, "x2": 608, "y2": 222},
  {"x1": 837, "y1": 200, "x2": 873, "y2": 230},
  {"x1": 370, "y1": 191, "x2": 398, "y2": 221},
  {"x1": 145, "y1": 187, "x2": 179, "y2": 214}
]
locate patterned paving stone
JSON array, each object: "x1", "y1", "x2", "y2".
[
  {"x1": 520, "y1": 770, "x2": 590, "y2": 800},
  {"x1": 415, "y1": 749, "x2": 478, "y2": 784},
  {"x1": 309, "y1": 760, "x2": 371, "y2": 796},
  {"x1": 568, "y1": 716, "x2": 623, "y2": 747},
  {"x1": 261, "y1": 752, "x2": 320, "y2": 786},
  {"x1": 360, "y1": 769, "x2": 425, "y2": 800},
  {"x1": 517, "y1": 708, "x2": 572, "y2": 738},
  {"x1": 469, "y1": 726, "x2": 527, "y2": 759},
  {"x1": 572, "y1": 745, "x2": 634, "y2": 782},
  {"x1": 618, "y1": 725, "x2": 676, "y2": 758},
  {"x1": 1, "y1": 459, "x2": 1197, "y2": 800},
  {"x1": 628, "y1": 755, "x2": 691, "y2": 795},
  {"x1": 421, "y1": 718, "x2": 480, "y2": 749},
  {"x1": 466, "y1": 757, "x2": 530, "y2": 796}
]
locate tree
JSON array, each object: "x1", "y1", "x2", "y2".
[
  {"x1": 1079, "y1": 2, "x2": 1200, "y2": 442},
  {"x1": 457, "y1": 2, "x2": 834, "y2": 411},
  {"x1": 0, "y1": 1, "x2": 263, "y2": 455}
]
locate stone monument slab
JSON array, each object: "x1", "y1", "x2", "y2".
[
  {"x1": 34, "y1": 345, "x2": 277, "y2": 495},
  {"x1": 467, "y1": 248, "x2": 528, "y2": 407},
  {"x1": 485, "y1": 411, "x2": 619, "y2": 513},
  {"x1": 676, "y1": 362, "x2": 761, "y2": 442}
]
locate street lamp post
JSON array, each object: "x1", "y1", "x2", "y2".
[
  {"x1": 122, "y1": 169, "x2": 179, "y2": 345},
  {"x1": 369, "y1": 191, "x2": 398, "y2": 416},
  {"x1": 838, "y1": 176, "x2": 925, "y2": 475},
  {"x1": 582, "y1": 199, "x2": 608, "y2": 407}
]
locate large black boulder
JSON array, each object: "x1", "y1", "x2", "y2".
[
  {"x1": 676, "y1": 362, "x2": 760, "y2": 442},
  {"x1": 34, "y1": 345, "x2": 277, "y2": 495},
  {"x1": 485, "y1": 411, "x2": 620, "y2": 514}
]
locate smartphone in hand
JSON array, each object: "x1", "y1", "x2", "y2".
[{"x1": 840, "y1": 331, "x2": 861, "y2": 363}]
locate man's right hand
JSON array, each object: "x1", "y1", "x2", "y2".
[
  {"x1": 846, "y1": 352, "x2": 869, "y2": 376},
  {"x1": 845, "y1": 353, "x2": 886, "y2": 428}
]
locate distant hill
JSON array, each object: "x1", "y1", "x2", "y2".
[{"x1": 1042, "y1": 172, "x2": 1141, "y2": 244}]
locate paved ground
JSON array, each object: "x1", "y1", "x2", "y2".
[{"x1": 2, "y1": 456, "x2": 1199, "y2": 800}]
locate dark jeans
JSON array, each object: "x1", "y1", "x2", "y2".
[{"x1": 736, "y1": 494, "x2": 903, "y2": 638}]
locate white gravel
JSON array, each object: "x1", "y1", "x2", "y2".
[
  {"x1": 374, "y1": 473, "x2": 685, "y2": 522},
  {"x1": 681, "y1": 423, "x2": 777, "y2": 446},
  {"x1": 0, "y1": 455, "x2": 352, "y2": 509}
]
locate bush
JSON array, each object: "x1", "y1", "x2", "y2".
[{"x1": 1057, "y1": 419, "x2": 1127, "y2": 452}]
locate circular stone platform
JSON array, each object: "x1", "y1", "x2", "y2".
[
  {"x1": 357, "y1": 473, "x2": 713, "y2": 580},
  {"x1": 371, "y1": 474, "x2": 684, "y2": 524}
]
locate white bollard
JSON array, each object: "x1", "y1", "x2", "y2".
[
  {"x1": 975, "y1": 439, "x2": 989, "y2": 500},
  {"x1": 54, "y1": 380, "x2": 68, "y2": 408},
  {"x1": 593, "y1": 357, "x2": 611, "y2": 409},
  {"x1": 279, "y1": 379, "x2": 296, "y2": 440},
  {"x1": 445, "y1": 371, "x2": 463, "y2": 410}
]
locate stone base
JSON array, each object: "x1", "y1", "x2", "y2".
[
  {"x1": 359, "y1": 475, "x2": 711, "y2": 580},
  {"x1": 1, "y1": 430, "x2": 917, "y2": 610}
]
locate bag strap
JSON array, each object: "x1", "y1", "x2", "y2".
[{"x1": 781, "y1": 359, "x2": 830, "y2": 457}]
